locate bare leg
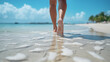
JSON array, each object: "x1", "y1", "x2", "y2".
[
  {"x1": 50, "y1": 0, "x2": 57, "y2": 32},
  {"x1": 57, "y1": 0, "x2": 67, "y2": 36}
]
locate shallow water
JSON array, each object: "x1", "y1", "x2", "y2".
[{"x1": 0, "y1": 24, "x2": 110, "y2": 62}]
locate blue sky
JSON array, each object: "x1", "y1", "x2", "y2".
[{"x1": 0, "y1": 0, "x2": 110, "y2": 24}]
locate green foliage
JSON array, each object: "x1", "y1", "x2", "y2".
[
  {"x1": 108, "y1": 17, "x2": 110, "y2": 21},
  {"x1": 89, "y1": 15, "x2": 94, "y2": 21},
  {"x1": 88, "y1": 11, "x2": 110, "y2": 22},
  {"x1": 99, "y1": 12, "x2": 104, "y2": 16}
]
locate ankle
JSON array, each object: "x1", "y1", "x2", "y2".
[
  {"x1": 59, "y1": 18, "x2": 63, "y2": 20},
  {"x1": 58, "y1": 18, "x2": 63, "y2": 23},
  {"x1": 53, "y1": 26, "x2": 57, "y2": 32},
  {"x1": 53, "y1": 25, "x2": 57, "y2": 28}
]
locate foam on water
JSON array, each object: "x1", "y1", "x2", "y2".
[
  {"x1": 73, "y1": 56, "x2": 91, "y2": 62},
  {"x1": 8, "y1": 43, "x2": 17, "y2": 45},
  {"x1": 106, "y1": 43, "x2": 110, "y2": 45},
  {"x1": 61, "y1": 47, "x2": 73, "y2": 56},
  {"x1": 34, "y1": 43, "x2": 42, "y2": 46},
  {"x1": 6, "y1": 53, "x2": 27, "y2": 61},
  {"x1": 31, "y1": 31, "x2": 48, "y2": 35},
  {"x1": 87, "y1": 51, "x2": 104, "y2": 60},
  {"x1": 16, "y1": 44, "x2": 31, "y2": 48},
  {"x1": 73, "y1": 37, "x2": 83, "y2": 40},
  {"x1": 29, "y1": 48, "x2": 43, "y2": 52},
  {"x1": 34, "y1": 43, "x2": 49, "y2": 47},
  {"x1": 43, "y1": 39, "x2": 52, "y2": 42},
  {"x1": 39, "y1": 32, "x2": 48, "y2": 35},
  {"x1": 72, "y1": 42, "x2": 83, "y2": 46},
  {"x1": 64, "y1": 42, "x2": 83, "y2": 46},
  {"x1": 94, "y1": 46, "x2": 104, "y2": 51},
  {"x1": 64, "y1": 42, "x2": 73, "y2": 45},
  {"x1": 95, "y1": 41, "x2": 105, "y2": 45},
  {"x1": 48, "y1": 52, "x2": 57, "y2": 60},
  {"x1": 36, "y1": 37, "x2": 45, "y2": 39}
]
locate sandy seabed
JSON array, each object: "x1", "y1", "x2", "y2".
[{"x1": 0, "y1": 24, "x2": 110, "y2": 62}]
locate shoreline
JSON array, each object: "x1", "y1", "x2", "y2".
[{"x1": 77, "y1": 23, "x2": 110, "y2": 34}]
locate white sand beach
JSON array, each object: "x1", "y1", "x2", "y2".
[{"x1": 78, "y1": 23, "x2": 110, "y2": 34}]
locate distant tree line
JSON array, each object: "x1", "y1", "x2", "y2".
[{"x1": 89, "y1": 12, "x2": 110, "y2": 23}]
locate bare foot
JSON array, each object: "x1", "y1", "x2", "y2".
[
  {"x1": 57, "y1": 18, "x2": 64, "y2": 36},
  {"x1": 53, "y1": 26, "x2": 57, "y2": 32}
]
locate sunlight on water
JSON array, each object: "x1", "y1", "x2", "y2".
[{"x1": 0, "y1": 24, "x2": 110, "y2": 62}]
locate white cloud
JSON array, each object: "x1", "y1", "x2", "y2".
[
  {"x1": 71, "y1": 11, "x2": 85, "y2": 20},
  {"x1": 0, "y1": 2, "x2": 49, "y2": 21}
]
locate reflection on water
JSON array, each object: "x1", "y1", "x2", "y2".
[{"x1": 47, "y1": 33, "x2": 64, "y2": 62}]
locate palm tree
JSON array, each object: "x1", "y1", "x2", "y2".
[
  {"x1": 89, "y1": 11, "x2": 110, "y2": 22},
  {"x1": 94, "y1": 17, "x2": 100, "y2": 22},
  {"x1": 108, "y1": 17, "x2": 110, "y2": 21},
  {"x1": 89, "y1": 15, "x2": 94, "y2": 22},
  {"x1": 99, "y1": 12, "x2": 105, "y2": 16}
]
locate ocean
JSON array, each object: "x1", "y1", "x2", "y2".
[{"x1": 0, "y1": 24, "x2": 110, "y2": 62}]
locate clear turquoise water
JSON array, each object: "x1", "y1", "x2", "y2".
[
  {"x1": 0, "y1": 24, "x2": 110, "y2": 62},
  {"x1": 0, "y1": 24, "x2": 109, "y2": 42},
  {"x1": 0, "y1": 24, "x2": 53, "y2": 33},
  {"x1": 0, "y1": 24, "x2": 88, "y2": 33}
]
